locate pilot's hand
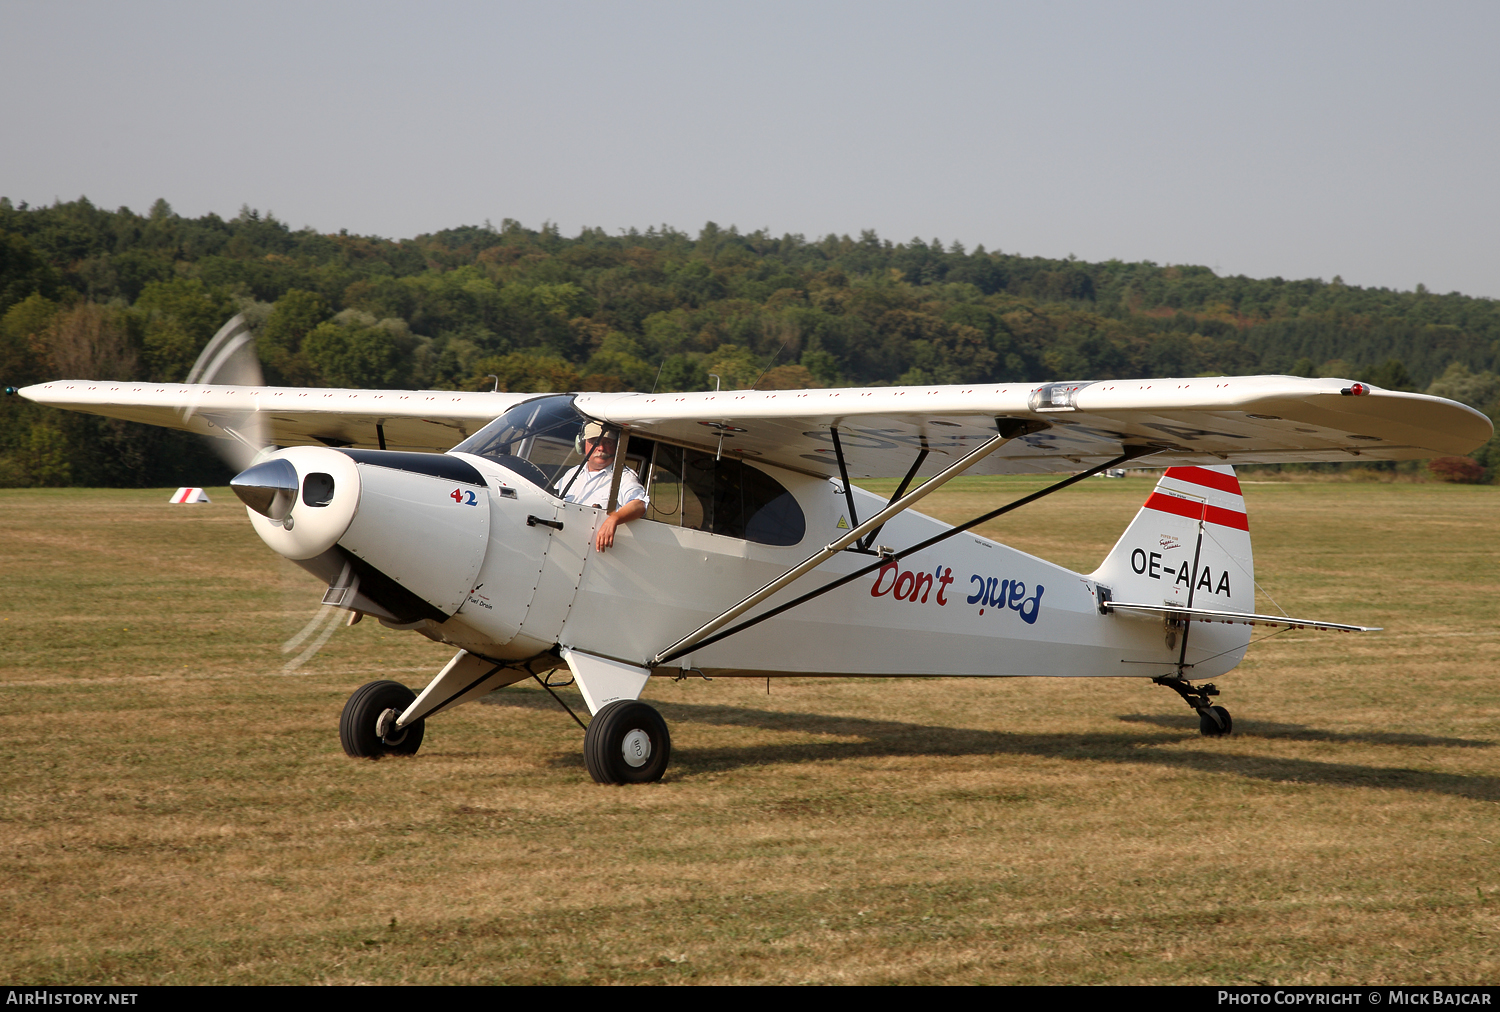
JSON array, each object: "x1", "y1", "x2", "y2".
[
  {"x1": 595, "y1": 499, "x2": 645, "y2": 552},
  {"x1": 596, "y1": 513, "x2": 621, "y2": 551}
]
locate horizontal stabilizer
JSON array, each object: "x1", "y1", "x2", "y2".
[{"x1": 1104, "y1": 601, "x2": 1380, "y2": 633}]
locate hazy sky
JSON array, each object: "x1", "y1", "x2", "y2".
[{"x1": 3, "y1": 0, "x2": 1496, "y2": 296}]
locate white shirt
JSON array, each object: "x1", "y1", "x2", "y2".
[{"x1": 553, "y1": 464, "x2": 648, "y2": 511}]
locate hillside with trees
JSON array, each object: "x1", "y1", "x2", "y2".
[{"x1": 2, "y1": 197, "x2": 1496, "y2": 486}]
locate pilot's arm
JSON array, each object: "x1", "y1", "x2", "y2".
[
  {"x1": 596, "y1": 498, "x2": 645, "y2": 551},
  {"x1": 595, "y1": 469, "x2": 648, "y2": 552}
]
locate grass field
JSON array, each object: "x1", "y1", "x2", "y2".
[{"x1": 1, "y1": 476, "x2": 1497, "y2": 985}]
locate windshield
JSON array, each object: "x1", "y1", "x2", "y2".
[{"x1": 452, "y1": 395, "x2": 587, "y2": 491}]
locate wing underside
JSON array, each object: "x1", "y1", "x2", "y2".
[{"x1": 577, "y1": 376, "x2": 1492, "y2": 477}]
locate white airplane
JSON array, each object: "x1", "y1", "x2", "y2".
[{"x1": 19, "y1": 350, "x2": 1492, "y2": 783}]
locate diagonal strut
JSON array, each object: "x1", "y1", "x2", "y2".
[
  {"x1": 654, "y1": 446, "x2": 1156, "y2": 666},
  {"x1": 649, "y1": 425, "x2": 1037, "y2": 666}
]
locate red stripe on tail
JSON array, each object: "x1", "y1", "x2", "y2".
[
  {"x1": 1144, "y1": 492, "x2": 1250, "y2": 530},
  {"x1": 1163, "y1": 466, "x2": 1243, "y2": 495}
]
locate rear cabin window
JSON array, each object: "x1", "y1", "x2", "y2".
[{"x1": 645, "y1": 444, "x2": 805, "y2": 547}]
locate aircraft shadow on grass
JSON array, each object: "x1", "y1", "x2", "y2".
[
  {"x1": 481, "y1": 689, "x2": 1500, "y2": 802},
  {"x1": 1116, "y1": 712, "x2": 1493, "y2": 749}
]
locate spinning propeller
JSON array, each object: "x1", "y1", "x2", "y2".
[
  {"x1": 181, "y1": 313, "x2": 270, "y2": 471},
  {"x1": 182, "y1": 315, "x2": 349, "y2": 672}
]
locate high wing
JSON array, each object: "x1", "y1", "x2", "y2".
[
  {"x1": 576, "y1": 376, "x2": 1493, "y2": 477},
  {"x1": 17, "y1": 380, "x2": 535, "y2": 453},
  {"x1": 19, "y1": 374, "x2": 1490, "y2": 471}
]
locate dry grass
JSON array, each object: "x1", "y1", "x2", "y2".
[{"x1": 1, "y1": 477, "x2": 1497, "y2": 985}]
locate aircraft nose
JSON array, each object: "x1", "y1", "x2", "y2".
[
  {"x1": 236, "y1": 447, "x2": 361, "y2": 561},
  {"x1": 231, "y1": 457, "x2": 300, "y2": 520}
]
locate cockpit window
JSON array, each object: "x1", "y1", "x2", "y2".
[
  {"x1": 455, "y1": 399, "x2": 805, "y2": 544},
  {"x1": 646, "y1": 445, "x2": 806, "y2": 546},
  {"x1": 451, "y1": 395, "x2": 586, "y2": 490}
]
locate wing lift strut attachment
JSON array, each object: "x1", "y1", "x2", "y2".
[{"x1": 652, "y1": 424, "x2": 1156, "y2": 667}]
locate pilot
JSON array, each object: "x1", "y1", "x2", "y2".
[{"x1": 554, "y1": 422, "x2": 648, "y2": 552}]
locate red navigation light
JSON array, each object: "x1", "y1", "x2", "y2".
[{"x1": 1340, "y1": 383, "x2": 1370, "y2": 396}]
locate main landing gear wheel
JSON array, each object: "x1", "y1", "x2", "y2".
[
  {"x1": 1199, "y1": 705, "x2": 1233, "y2": 737},
  {"x1": 340, "y1": 680, "x2": 425, "y2": 758},
  {"x1": 583, "y1": 700, "x2": 670, "y2": 784}
]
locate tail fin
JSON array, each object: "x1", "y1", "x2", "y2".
[{"x1": 1091, "y1": 466, "x2": 1255, "y2": 612}]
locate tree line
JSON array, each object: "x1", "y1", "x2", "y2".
[{"x1": 2, "y1": 196, "x2": 1496, "y2": 486}]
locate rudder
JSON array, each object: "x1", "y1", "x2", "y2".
[{"x1": 1090, "y1": 465, "x2": 1255, "y2": 613}]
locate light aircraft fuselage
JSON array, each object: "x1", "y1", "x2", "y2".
[{"x1": 250, "y1": 442, "x2": 1251, "y2": 684}]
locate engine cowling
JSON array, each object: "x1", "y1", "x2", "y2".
[
  {"x1": 233, "y1": 446, "x2": 361, "y2": 560},
  {"x1": 232, "y1": 447, "x2": 491, "y2": 623}
]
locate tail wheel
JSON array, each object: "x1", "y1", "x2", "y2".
[
  {"x1": 1199, "y1": 705, "x2": 1233, "y2": 737},
  {"x1": 583, "y1": 700, "x2": 671, "y2": 784},
  {"x1": 340, "y1": 680, "x2": 425, "y2": 757}
]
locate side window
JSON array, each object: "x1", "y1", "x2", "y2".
[
  {"x1": 646, "y1": 444, "x2": 707, "y2": 531},
  {"x1": 645, "y1": 444, "x2": 804, "y2": 546},
  {"x1": 742, "y1": 473, "x2": 804, "y2": 546}
]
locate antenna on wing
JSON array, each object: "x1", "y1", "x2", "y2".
[{"x1": 751, "y1": 340, "x2": 789, "y2": 390}]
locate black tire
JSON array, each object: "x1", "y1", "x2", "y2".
[
  {"x1": 1199, "y1": 705, "x2": 1232, "y2": 737},
  {"x1": 340, "y1": 680, "x2": 425, "y2": 758},
  {"x1": 583, "y1": 700, "x2": 670, "y2": 784}
]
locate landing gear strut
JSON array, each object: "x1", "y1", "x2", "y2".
[{"x1": 1154, "y1": 676, "x2": 1233, "y2": 737}]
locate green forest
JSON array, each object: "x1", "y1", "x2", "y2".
[{"x1": 2, "y1": 196, "x2": 1497, "y2": 487}]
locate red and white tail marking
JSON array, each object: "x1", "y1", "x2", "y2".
[
  {"x1": 1092, "y1": 464, "x2": 1254, "y2": 612},
  {"x1": 1143, "y1": 465, "x2": 1248, "y2": 531},
  {"x1": 169, "y1": 487, "x2": 211, "y2": 504},
  {"x1": 1089, "y1": 463, "x2": 1257, "y2": 676}
]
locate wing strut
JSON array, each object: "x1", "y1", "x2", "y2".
[
  {"x1": 830, "y1": 426, "x2": 861, "y2": 534},
  {"x1": 859, "y1": 446, "x2": 929, "y2": 551},
  {"x1": 651, "y1": 424, "x2": 1038, "y2": 666},
  {"x1": 651, "y1": 446, "x2": 1152, "y2": 668},
  {"x1": 654, "y1": 440, "x2": 1146, "y2": 668}
]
